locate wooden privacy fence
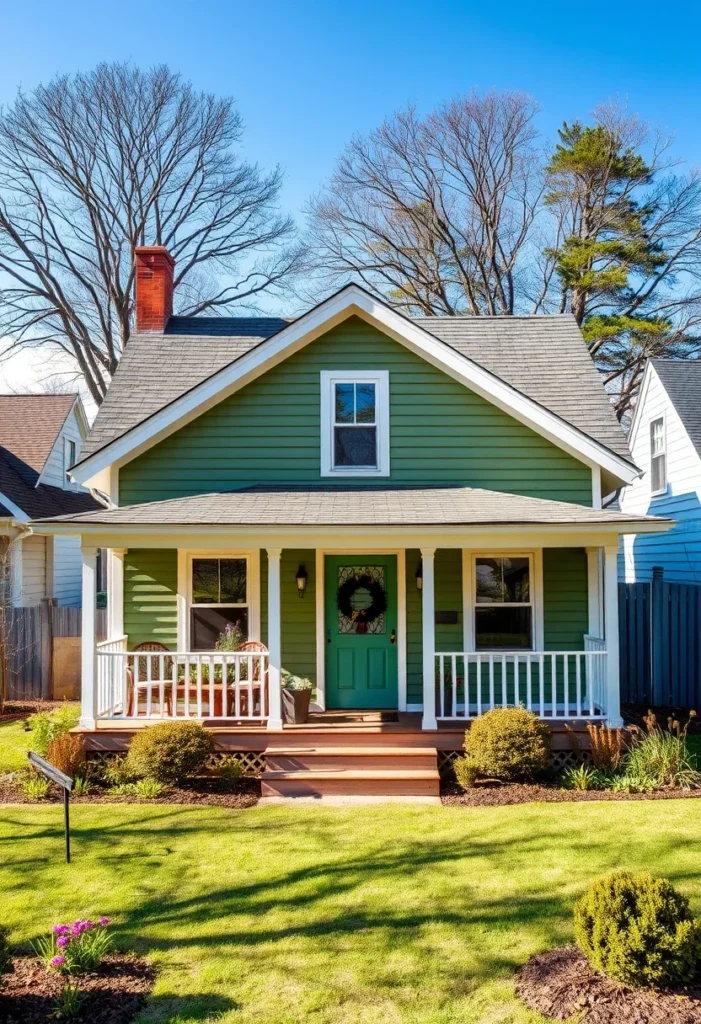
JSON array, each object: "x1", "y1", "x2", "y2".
[
  {"x1": 1, "y1": 601, "x2": 107, "y2": 702},
  {"x1": 619, "y1": 571, "x2": 701, "y2": 707}
]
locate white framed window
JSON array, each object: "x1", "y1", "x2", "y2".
[
  {"x1": 473, "y1": 554, "x2": 534, "y2": 651},
  {"x1": 188, "y1": 554, "x2": 250, "y2": 651},
  {"x1": 320, "y1": 370, "x2": 390, "y2": 476},
  {"x1": 64, "y1": 438, "x2": 77, "y2": 488},
  {"x1": 650, "y1": 417, "x2": 667, "y2": 495}
]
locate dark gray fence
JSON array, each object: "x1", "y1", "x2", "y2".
[
  {"x1": 619, "y1": 571, "x2": 701, "y2": 707},
  {"x1": 1, "y1": 602, "x2": 107, "y2": 701}
]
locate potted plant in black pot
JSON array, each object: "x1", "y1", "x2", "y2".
[{"x1": 281, "y1": 671, "x2": 313, "y2": 724}]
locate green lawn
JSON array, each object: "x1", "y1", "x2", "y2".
[
  {"x1": 2, "y1": 801, "x2": 701, "y2": 1023},
  {"x1": 0, "y1": 717, "x2": 34, "y2": 772}
]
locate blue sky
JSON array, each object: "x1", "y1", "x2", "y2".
[
  {"x1": 2, "y1": 0, "x2": 700, "y2": 396},
  {"x1": 3, "y1": 0, "x2": 701, "y2": 215}
]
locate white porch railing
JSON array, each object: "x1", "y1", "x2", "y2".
[
  {"x1": 95, "y1": 643, "x2": 269, "y2": 721},
  {"x1": 434, "y1": 644, "x2": 608, "y2": 721}
]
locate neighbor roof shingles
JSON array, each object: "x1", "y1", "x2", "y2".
[
  {"x1": 0, "y1": 394, "x2": 77, "y2": 482},
  {"x1": 651, "y1": 359, "x2": 701, "y2": 456},
  {"x1": 80, "y1": 309, "x2": 630, "y2": 464},
  {"x1": 39, "y1": 485, "x2": 662, "y2": 529}
]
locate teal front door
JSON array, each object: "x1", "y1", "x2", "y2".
[{"x1": 325, "y1": 555, "x2": 398, "y2": 709}]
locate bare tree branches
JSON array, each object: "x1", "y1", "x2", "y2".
[
  {"x1": 307, "y1": 91, "x2": 543, "y2": 315},
  {"x1": 0, "y1": 63, "x2": 301, "y2": 404}
]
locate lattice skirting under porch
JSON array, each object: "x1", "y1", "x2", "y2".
[
  {"x1": 219, "y1": 751, "x2": 266, "y2": 776},
  {"x1": 438, "y1": 748, "x2": 590, "y2": 779}
]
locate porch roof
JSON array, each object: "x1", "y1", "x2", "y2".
[{"x1": 35, "y1": 484, "x2": 670, "y2": 532}]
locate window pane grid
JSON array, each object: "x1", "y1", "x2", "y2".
[
  {"x1": 332, "y1": 380, "x2": 378, "y2": 468},
  {"x1": 474, "y1": 556, "x2": 533, "y2": 650}
]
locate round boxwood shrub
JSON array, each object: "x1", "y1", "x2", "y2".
[
  {"x1": 464, "y1": 707, "x2": 550, "y2": 782},
  {"x1": 126, "y1": 721, "x2": 214, "y2": 784},
  {"x1": 574, "y1": 870, "x2": 701, "y2": 988},
  {"x1": 453, "y1": 755, "x2": 479, "y2": 790}
]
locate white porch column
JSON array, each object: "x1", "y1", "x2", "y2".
[
  {"x1": 80, "y1": 545, "x2": 98, "y2": 729},
  {"x1": 266, "y1": 547, "x2": 283, "y2": 730},
  {"x1": 421, "y1": 547, "x2": 437, "y2": 731},
  {"x1": 107, "y1": 549, "x2": 126, "y2": 640},
  {"x1": 586, "y1": 547, "x2": 603, "y2": 638},
  {"x1": 603, "y1": 544, "x2": 623, "y2": 727}
]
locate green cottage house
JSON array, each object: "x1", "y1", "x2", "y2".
[{"x1": 35, "y1": 247, "x2": 670, "y2": 798}]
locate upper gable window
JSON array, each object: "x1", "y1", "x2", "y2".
[
  {"x1": 320, "y1": 371, "x2": 389, "y2": 476},
  {"x1": 64, "y1": 438, "x2": 77, "y2": 488},
  {"x1": 650, "y1": 417, "x2": 667, "y2": 495}
]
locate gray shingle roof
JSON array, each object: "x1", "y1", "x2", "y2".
[
  {"x1": 38, "y1": 485, "x2": 663, "y2": 528},
  {"x1": 651, "y1": 359, "x2": 701, "y2": 456},
  {"x1": 0, "y1": 450, "x2": 101, "y2": 519},
  {"x1": 81, "y1": 307, "x2": 631, "y2": 465}
]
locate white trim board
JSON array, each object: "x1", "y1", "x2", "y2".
[{"x1": 72, "y1": 284, "x2": 639, "y2": 490}]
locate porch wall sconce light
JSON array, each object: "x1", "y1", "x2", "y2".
[
  {"x1": 295, "y1": 564, "x2": 308, "y2": 598},
  {"x1": 415, "y1": 563, "x2": 423, "y2": 593}
]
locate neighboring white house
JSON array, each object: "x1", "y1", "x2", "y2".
[
  {"x1": 620, "y1": 359, "x2": 701, "y2": 584},
  {"x1": 0, "y1": 394, "x2": 103, "y2": 607}
]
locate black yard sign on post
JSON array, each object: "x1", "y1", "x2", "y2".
[{"x1": 28, "y1": 752, "x2": 73, "y2": 863}]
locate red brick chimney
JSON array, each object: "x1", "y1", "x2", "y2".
[{"x1": 134, "y1": 246, "x2": 175, "y2": 333}]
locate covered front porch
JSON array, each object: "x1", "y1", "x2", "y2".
[
  {"x1": 81, "y1": 540, "x2": 620, "y2": 733},
  {"x1": 36, "y1": 483, "x2": 671, "y2": 737}
]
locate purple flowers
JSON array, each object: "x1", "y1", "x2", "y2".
[
  {"x1": 42, "y1": 916, "x2": 113, "y2": 973},
  {"x1": 51, "y1": 955, "x2": 66, "y2": 968},
  {"x1": 98, "y1": 917, "x2": 111, "y2": 927},
  {"x1": 56, "y1": 936, "x2": 70, "y2": 948}
]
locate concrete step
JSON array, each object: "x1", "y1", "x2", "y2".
[
  {"x1": 265, "y1": 746, "x2": 438, "y2": 772},
  {"x1": 261, "y1": 768, "x2": 441, "y2": 799}
]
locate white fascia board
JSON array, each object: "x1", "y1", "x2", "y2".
[
  {"x1": 72, "y1": 284, "x2": 638, "y2": 488},
  {"x1": 0, "y1": 491, "x2": 30, "y2": 523},
  {"x1": 626, "y1": 361, "x2": 656, "y2": 455}
]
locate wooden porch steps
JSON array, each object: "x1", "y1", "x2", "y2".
[{"x1": 261, "y1": 745, "x2": 440, "y2": 799}]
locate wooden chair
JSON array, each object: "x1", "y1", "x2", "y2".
[{"x1": 126, "y1": 642, "x2": 173, "y2": 716}]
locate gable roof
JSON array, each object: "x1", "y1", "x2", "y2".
[
  {"x1": 650, "y1": 359, "x2": 701, "y2": 456},
  {"x1": 0, "y1": 394, "x2": 77, "y2": 484},
  {"x1": 0, "y1": 393, "x2": 101, "y2": 521},
  {"x1": 75, "y1": 285, "x2": 635, "y2": 490}
]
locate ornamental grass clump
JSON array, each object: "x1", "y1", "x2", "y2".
[
  {"x1": 34, "y1": 917, "x2": 113, "y2": 975},
  {"x1": 574, "y1": 871, "x2": 701, "y2": 988},
  {"x1": 46, "y1": 732, "x2": 86, "y2": 778},
  {"x1": 464, "y1": 707, "x2": 551, "y2": 782},
  {"x1": 624, "y1": 727, "x2": 701, "y2": 790},
  {"x1": 125, "y1": 721, "x2": 213, "y2": 784},
  {"x1": 28, "y1": 705, "x2": 80, "y2": 756}
]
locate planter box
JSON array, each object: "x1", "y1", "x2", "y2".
[{"x1": 282, "y1": 688, "x2": 312, "y2": 724}]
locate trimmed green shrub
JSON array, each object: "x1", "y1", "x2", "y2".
[
  {"x1": 125, "y1": 721, "x2": 214, "y2": 784},
  {"x1": 574, "y1": 870, "x2": 701, "y2": 987},
  {"x1": 453, "y1": 756, "x2": 479, "y2": 790},
  {"x1": 464, "y1": 707, "x2": 551, "y2": 782}
]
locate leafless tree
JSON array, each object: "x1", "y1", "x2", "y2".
[
  {"x1": 0, "y1": 63, "x2": 302, "y2": 405},
  {"x1": 307, "y1": 91, "x2": 544, "y2": 315}
]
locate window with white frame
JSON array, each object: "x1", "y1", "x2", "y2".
[
  {"x1": 64, "y1": 438, "x2": 77, "y2": 487},
  {"x1": 320, "y1": 371, "x2": 389, "y2": 475},
  {"x1": 474, "y1": 556, "x2": 533, "y2": 650},
  {"x1": 650, "y1": 417, "x2": 667, "y2": 494},
  {"x1": 190, "y1": 557, "x2": 249, "y2": 651}
]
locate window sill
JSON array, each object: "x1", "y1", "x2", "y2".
[{"x1": 320, "y1": 468, "x2": 390, "y2": 478}]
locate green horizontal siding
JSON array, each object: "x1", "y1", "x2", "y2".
[
  {"x1": 261, "y1": 549, "x2": 317, "y2": 686},
  {"x1": 543, "y1": 547, "x2": 589, "y2": 651},
  {"x1": 120, "y1": 317, "x2": 592, "y2": 505},
  {"x1": 124, "y1": 549, "x2": 178, "y2": 649}
]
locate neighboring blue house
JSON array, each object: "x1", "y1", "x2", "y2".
[{"x1": 620, "y1": 359, "x2": 701, "y2": 584}]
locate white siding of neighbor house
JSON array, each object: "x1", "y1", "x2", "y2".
[
  {"x1": 19, "y1": 533, "x2": 47, "y2": 605},
  {"x1": 39, "y1": 401, "x2": 85, "y2": 490},
  {"x1": 620, "y1": 366, "x2": 701, "y2": 583},
  {"x1": 52, "y1": 535, "x2": 83, "y2": 607}
]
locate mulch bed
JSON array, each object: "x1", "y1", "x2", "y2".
[
  {"x1": 441, "y1": 781, "x2": 701, "y2": 806},
  {"x1": 0, "y1": 701, "x2": 67, "y2": 723},
  {"x1": 0, "y1": 775, "x2": 260, "y2": 808},
  {"x1": 0, "y1": 955, "x2": 155, "y2": 1024},
  {"x1": 516, "y1": 945, "x2": 701, "y2": 1023}
]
